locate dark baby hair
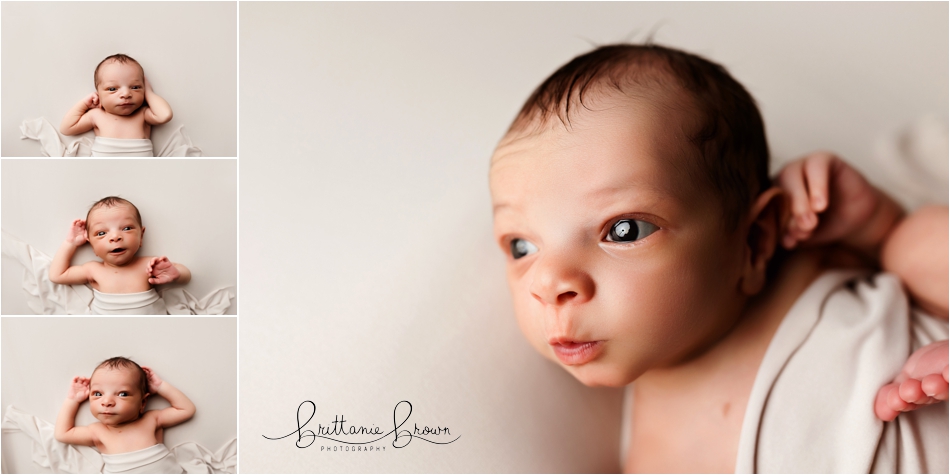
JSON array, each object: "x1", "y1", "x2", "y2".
[
  {"x1": 94, "y1": 53, "x2": 143, "y2": 89},
  {"x1": 86, "y1": 196, "x2": 143, "y2": 228},
  {"x1": 93, "y1": 356, "x2": 149, "y2": 396},
  {"x1": 509, "y1": 43, "x2": 771, "y2": 230}
]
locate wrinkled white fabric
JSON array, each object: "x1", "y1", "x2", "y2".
[
  {"x1": 620, "y1": 271, "x2": 948, "y2": 472},
  {"x1": 735, "y1": 271, "x2": 948, "y2": 473},
  {"x1": 101, "y1": 444, "x2": 182, "y2": 474},
  {"x1": 91, "y1": 289, "x2": 168, "y2": 315},
  {"x1": 19, "y1": 117, "x2": 201, "y2": 157},
  {"x1": 1, "y1": 406, "x2": 237, "y2": 474},
  {"x1": 2, "y1": 230, "x2": 234, "y2": 315},
  {"x1": 91, "y1": 137, "x2": 153, "y2": 157}
]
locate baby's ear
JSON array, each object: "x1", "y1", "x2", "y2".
[{"x1": 740, "y1": 187, "x2": 789, "y2": 295}]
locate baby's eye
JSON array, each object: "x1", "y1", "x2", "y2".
[
  {"x1": 123, "y1": 226, "x2": 132, "y2": 231},
  {"x1": 118, "y1": 391, "x2": 129, "y2": 397},
  {"x1": 107, "y1": 87, "x2": 117, "y2": 92},
  {"x1": 92, "y1": 391, "x2": 101, "y2": 397},
  {"x1": 131, "y1": 86, "x2": 141, "y2": 89},
  {"x1": 606, "y1": 219, "x2": 659, "y2": 243},
  {"x1": 510, "y1": 238, "x2": 538, "y2": 259},
  {"x1": 96, "y1": 231, "x2": 106, "y2": 237}
]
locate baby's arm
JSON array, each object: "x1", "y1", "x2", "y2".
[
  {"x1": 142, "y1": 77, "x2": 173, "y2": 125},
  {"x1": 777, "y1": 152, "x2": 948, "y2": 421},
  {"x1": 49, "y1": 219, "x2": 92, "y2": 285},
  {"x1": 146, "y1": 257, "x2": 191, "y2": 285},
  {"x1": 142, "y1": 367, "x2": 195, "y2": 429},
  {"x1": 54, "y1": 377, "x2": 97, "y2": 446},
  {"x1": 60, "y1": 93, "x2": 98, "y2": 136}
]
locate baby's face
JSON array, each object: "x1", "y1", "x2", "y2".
[
  {"x1": 88, "y1": 366, "x2": 146, "y2": 426},
  {"x1": 96, "y1": 61, "x2": 145, "y2": 116},
  {"x1": 86, "y1": 204, "x2": 144, "y2": 267},
  {"x1": 490, "y1": 95, "x2": 749, "y2": 387}
]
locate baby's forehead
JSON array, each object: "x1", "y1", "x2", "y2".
[
  {"x1": 98, "y1": 60, "x2": 143, "y2": 79},
  {"x1": 91, "y1": 365, "x2": 139, "y2": 383}
]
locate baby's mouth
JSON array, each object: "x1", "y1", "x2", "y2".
[{"x1": 110, "y1": 248, "x2": 126, "y2": 254}]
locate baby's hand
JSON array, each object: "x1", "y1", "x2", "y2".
[
  {"x1": 776, "y1": 152, "x2": 881, "y2": 250},
  {"x1": 67, "y1": 376, "x2": 90, "y2": 402},
  {"x1": 142, "y1": 366, "x2": 163, "y2": 392},
  {"x1": 147, "y1": 256, "x2": 180, "y2": 285},
  {"x1": 65, "y1": 219, "x2": 88, "y2": 247},
  {"x1": 84, "y1": 92, "x2": 99, "y2": 110},
  {"x1": 874, "y1": 340, "x2": 949, "y2": 421}
]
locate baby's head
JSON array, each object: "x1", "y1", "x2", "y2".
[
  {"x1": 93, "y1": 54, "x2": 145, "y2": 116},
  {"x1": 490, "y1": 44, "x2": 785, "y2": 387},
  {"x1": 85, "y1": 196, "x2": 145, "y2": 266},
  {"x1": 88, "y1": 356, "x2": 150, "y2": 425}
]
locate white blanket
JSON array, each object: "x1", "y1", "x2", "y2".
[
  {"x1": 91, "y1": 137, "x2": 153, "y2": 158},
  {"x1": 92, "y1": 289, "x2": 168, "y2": 315},
  {"x1": 101, "y1": 444, "x2": 182, "y2": 474},
  {"x1": 2, "y1": 230, "x2": 233, "y2": 315},
  {"x1": 1, "y1": 406, "x2": 236, "y2": 474},
  {"x1": 19, "y1": 117, "x2": 201, "y2": 157}
]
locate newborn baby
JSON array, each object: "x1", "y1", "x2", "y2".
[
  {"x1": 54, "y1": 357, "x2": 195, "y2": 474},
  {"x1": 59, "y1": 54, "x2": 172, "y2": 157},
  {"x1": 49, "y1": 196, "x2": 190, "y2": 314}
]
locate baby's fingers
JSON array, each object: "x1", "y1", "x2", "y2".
[
  {"x1": 778, "y1": 161, "x2": 818, "y2": 238},
  {"x1": 802, "y1": 153, "x2": 834, "y2": 212},
  {"x1": 899, "y1": 378, "x2": 931, "y2": 405}
]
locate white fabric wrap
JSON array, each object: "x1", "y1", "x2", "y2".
[
  {"x1": 735, "y1": 270, "x2": 948, "y2": 473},
  {"x1": 1, "y1": 406, "x2": 237, "y2": 474},
  {"x1": 101, "y1": 444, "x2": 182, "y2": 474},
  {"x1": 91, "y1": 137, "x2": 153, "y2": 157},
  {"x1": 2, "y1": 230, "x2": 234, "y2": 315},
  {"x1": 20, "y1": 117, "x2": 201, "y2": 157},
  {"x1": 91, "y1": 289, "x2": 168, "y2": 315}
]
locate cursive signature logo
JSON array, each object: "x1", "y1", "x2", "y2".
[{"x1": 263, "y1": 400, "x2": 460, "y2": 449}]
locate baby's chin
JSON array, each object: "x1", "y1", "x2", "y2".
[{"x1": 547, "y1": 353, "x2": 643, "y2": 388}]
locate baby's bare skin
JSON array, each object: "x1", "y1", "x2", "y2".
[
  {"x1": 60, "y1": 59, "x2": 172, "y2": 139},
  {"x1": 55, "y1": 366, "x2": 195, "y2": 454},
  {"x1": 49, "y1": 203, "x2": 190, "y2": 294}
]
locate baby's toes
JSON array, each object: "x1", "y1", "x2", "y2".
[
  {"x1": 888, "y1": 385, "x2": 917, "y2": 413},
  {"x1": 920, "y1": 374, "x2": 949, "y2": 401},
  {"x1": 898, "y1": 379, "x2": 929, "y2": 405},
  {"x1": 875, "y1": 384, "x2": 901, "y2": 421}
]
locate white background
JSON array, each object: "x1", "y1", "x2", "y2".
[
  {"x1": 1, "y1": 1, "x2": 237, "y2": 157},
  {"x1": 1, "y1": 317, "x2": 236, "y2": 473},
  {"x1": 1, "y1": 159, "x2": 237, "y2": 315},
  {"x1": 239, "y1": 2, "x2": 947, "y2": 472}
]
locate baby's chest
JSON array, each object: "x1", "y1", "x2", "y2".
[
  {"x1": 90, "y1": 263, "x2": 151, "y2": 293},
  {"x1": 95, "y1": 421, "x2": 160, "y2": 454},
  {"x1": 95, "y1": 112, "x2": 149, "y2": 138},
  {"x1": 624, "y1": 386, "x2": 749, "y2": 473}
]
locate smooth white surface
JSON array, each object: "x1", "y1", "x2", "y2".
[
  {"x1": 1, "y1": 159, "x2": 237, "y2": 315},
  {"x1": 1, "y1": 1, "x2": 237, "y2": 157},
  {"x1": 0, "y1": 317, "x2": 237, "y2": 472},
  {"x1": 237, "y1": 2, "x2": 947, "y2": 472}
]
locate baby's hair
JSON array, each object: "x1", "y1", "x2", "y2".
[
  {"x1": 508, "y1": 43, "x2": 770, "y2": 230},
  {"x1": 93, "y1": 53, "x2": 143, "y2": 89},
  {"x1": 86, "y1": 196, "x2": 143, "y2": 228},
  {"x1": 93, "y1": 356, "x2": 149, "y2": 396}
]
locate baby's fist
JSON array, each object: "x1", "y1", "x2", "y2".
[
  {"x1": 67, "y1": 376, "x2": 90, "y2": 401},
  {"x1": 147, "y1": 256, "x2": 180, "y2": 285},
  {"x1": 875, "y1": 340, "x2": 949, "y2": 421},
  {"x1": 84, "y1": 92, "x2": 100, "y2": 110},
  {"x1": 142, "y1": 366, "x2": 162, "y2": 391},
  {"x1": 66, "y1": 219, "x2": 88, "y2": 246}
]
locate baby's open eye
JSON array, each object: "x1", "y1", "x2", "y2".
[
  {"x1": 123, "y1": 226, "x2": 132, "y2": 231},
  {"x1": 96, "y1": 231, "x2": 106, "y2": 237},
  {"x1": 107, "y1": 87, "x2": 117, "y2": 92},
  {"x1": 510, "y1": 238, "x2": 538, "y2": 259},
  {"x1": 119, "y1": 391, "x2": 129, "y2": 397},
  {"x1": 606, "y1": 219, "x2": 659, "y2": 243},
  {"x1": 92, "y1": 391, "x2": 101, "y2": 397}
]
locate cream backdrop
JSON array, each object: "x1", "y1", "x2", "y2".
[
  {"x1": 1, "y1": 1, "x2": 237, "y2": 157},
  {"x1": 0, "y1": 317, "x2": 237, "y2": 473},
  {"x1": 1, "y1": 159, "x2": 237, "y2": 315},
  {"x1": 239, "y1": 2, "x2": 947, "y2": 472}
]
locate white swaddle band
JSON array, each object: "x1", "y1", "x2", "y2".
[
  {"x1": 91, "y1": 137, "x2": 153, "y2": 157},
  {"x1": 91, "y1": 289, "x2": 167, "y2": 315},
  {"x1": 20, "y1": 117, "x2": 201, "y2": 157},
  {"x1": 101, "y1": 444, "x2": 182, "y2": 474}
]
